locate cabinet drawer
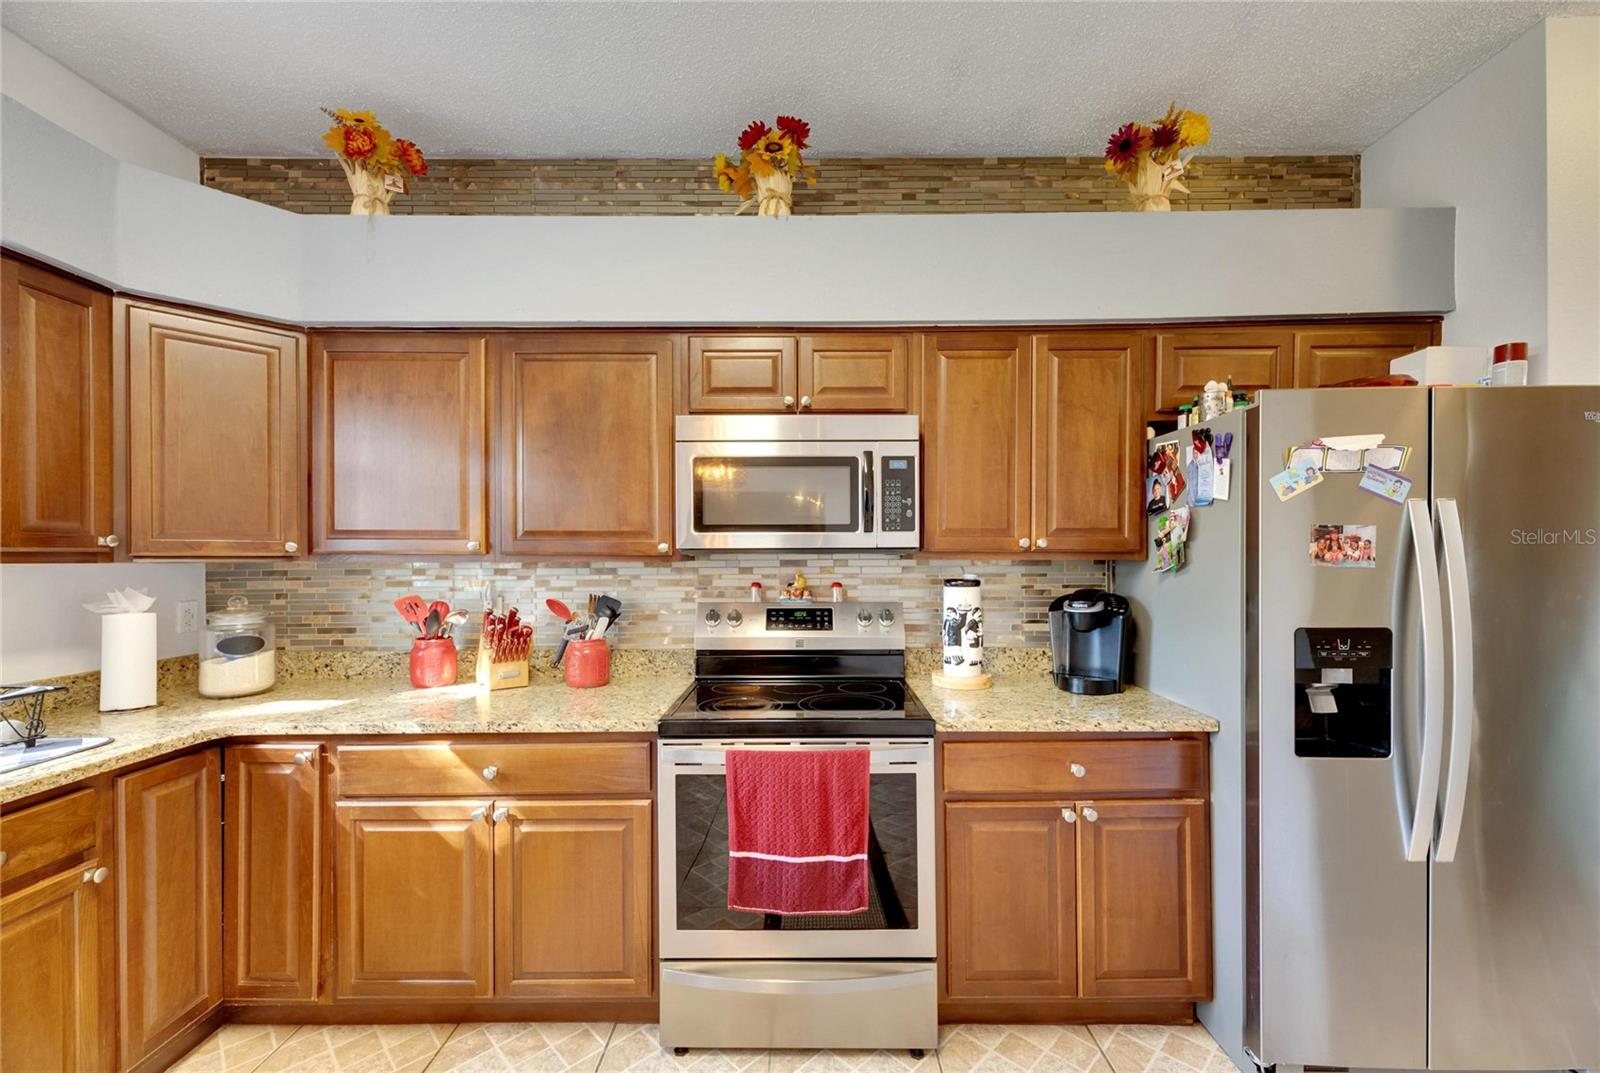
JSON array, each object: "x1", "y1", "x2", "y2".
[
  {"x1": 336, "y1": 741, "x2": 652, "y2": 798},
  {"x1": 942, "y1": 740, "x2": 1204, "y2": 797},
  {"x1": 0, "y1": 788, "x2": 98, "y2": 886}
]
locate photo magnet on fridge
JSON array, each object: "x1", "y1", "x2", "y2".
[
  {"x1": 1310, "y1": 523, "x2": 1377, "y2": 568},
  {"x1": 1269, "y1": 462, "x2": 1323, "y2": 502}
]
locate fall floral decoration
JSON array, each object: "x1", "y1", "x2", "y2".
[
  {"x1": 320, "y1": 107, "x2": 428, "y2": 216},
  {"x1": 1103, "y1": 102, "x2": 1210, "y2": 211},
  {"x1": 712, "y1": 116, "x2": 818, "y2": 216}
]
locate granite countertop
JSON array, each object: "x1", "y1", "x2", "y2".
[{"x1": 3, "y1": 659, "x2": 1217, "y2": 804}]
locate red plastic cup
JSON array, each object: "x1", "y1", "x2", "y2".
[
  {"x1": 409, "y1": 638, "x2": 457, "y2": 689},
  {"x1": 565, "y1": 639, "x2": 611, "y2": 689}
]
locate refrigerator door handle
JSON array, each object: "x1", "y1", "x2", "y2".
[
  {"x1": 1435, "y1": 498, "x2": 1475, "y2": 863},
  {"x1": 1405, "y1": 498, "x2": 1446, "y2": 863}
]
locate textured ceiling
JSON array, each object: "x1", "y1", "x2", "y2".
[{"x1": 3, "y1": 1, "x2": 1595, "y2": 158}]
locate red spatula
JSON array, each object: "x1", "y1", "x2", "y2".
[
  {"x1": 394, "y1": 595, "x2": 428, "y2": 635},
  {"x1": 546, "y1": 598, "x2": 573, "y2": 622}
]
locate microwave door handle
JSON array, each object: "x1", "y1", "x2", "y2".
[
  {"x1": 1435, "y1": 498, "x2": 1475, "y2": 863},
  {"x1": 862, "y1": 450, "x2": 874, "y2": 533},
  {"x1": 1404, "y1": 497, "x2": 1446, "y2": 863}
]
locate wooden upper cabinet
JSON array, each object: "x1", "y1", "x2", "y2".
[
  {"x1": 334, "y1": 800, "x2": 494, "y2": 999},
  {"x1": 1077, "y1": 798, "x2": 1210, "y2": 1000},
  {"x1": 1032, "y1": 332, "x2": 1145, "y2": 557},
  {"x1": 798, "y1": 334, "x2": 910, "y2": 412},
  {"x1": 124, "y1": 302, "x2": 305, "y2": 557},
  {"x1": 496, "y1": 334, "x2": 674, "y2": 557},
  {"x1": 944, "y1": 802, "x2": 1077, "y2": 999},
  {"x1": 224, "y1": 744, "x2": 322, "y2": 1002},
  {"x1": 1, "y1": 257, "x2": 115, "y2": 560},
  {"x1": 310, "y1": 333, "x2": 487, "y2": 555},
  {"x1": 1, "y1": 860, "x2": 108, "y2": 1073},
  {"x1": 115, "y1": 749, "x2": 222, "y2": 1070},
  {"x1": 1290, "y1": 324, "x2": 1435, "y2": 388},
  {"x1": 921, "y1": 334, "x2": 1032, "y2": 554},
  {"x1": 1150, "y1": 327, "x2": 1291, "y2": 414},
  {"x1": 494, "y1": 799, "x2": 653, "y2": 998},
  {"x1": 687, "y1": 335, "x2": 795, "y2": 411}
]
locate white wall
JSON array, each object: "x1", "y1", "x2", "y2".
[
  {"x1": 0, "y1": 28, "x2": 197, "y2": 182},
  {"x1": 0, "y1": 564, "x2": 204, "y2": 680},
  {"x1": 1544, "y1": 17, "x2": 1600, "y2": 383}
]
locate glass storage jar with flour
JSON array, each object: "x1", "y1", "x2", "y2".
[{"x1": 199, "y1": 596, "x2": 276, "y2": 698}]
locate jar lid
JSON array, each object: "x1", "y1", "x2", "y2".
[{"x1": 208, "y1": 595, "x2": 267, "y2": 627}]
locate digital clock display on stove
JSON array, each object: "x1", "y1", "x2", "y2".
[{"x1": 766, "y1": 607, "x2": 834, "y2": 631}]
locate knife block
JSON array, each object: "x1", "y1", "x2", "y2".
[{"x1": 476, "y1": 648, "x2": 530, "y2": 691}]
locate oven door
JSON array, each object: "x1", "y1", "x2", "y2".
[
  {"x1": 675, "y1": 441, "x2": 877, "y2": 551},
  {"x1": 658, "y1": 739, "x2": 935, "y2": 960}
]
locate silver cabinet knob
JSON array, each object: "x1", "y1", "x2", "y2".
[
  {"x1": 481, "y1": 765, "x2": 499, "y2": 781},
  {"x1": 491, "y1": 806, "x2": 509, "y2": 823},
  {"x1": 1018, "y1": 538, "x2": 1031, "y2": 549},
  {"x1": 783, "y1": 395, "x2": 796, "y2": 408},
  {"x1": 283, "y1": 541, "x2": 299, "y2": 554},
  {"x1": 1069, "y1": 763, "x2": 1086, "y2": 778},
  {"x1": 466, "y1": 540, "x2": 481, "y2": 552},
  {"x1": 469, "y1": 806, "x2": 488, "y2": 821},
  {"x1": 1082, "y1": 806, "x2": 1099, "y2": 823},
  {"x1": 1037, "y1": 539, "x2": 1049, "y2": 549},
  {"x1": 97, "y1": 534, "x2": 120, "y2": 548},
  {"x1": 293, "y1": 750, "x2": 314, "y2": 765},
  {"x1": 83, "y1": 866, "x2": 110, "y2": 884},
  {"x1": 799, "y1": 395, "x2": 812, "y2": 409},
  {"x1": 657, "y1": 542, "x2": 670, "y2": 554},
  {"x1": 1060, "y1": 808, "x2": 1077, "y2": 824}
]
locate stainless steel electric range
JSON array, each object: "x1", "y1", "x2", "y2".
[{"x1": 657, "y1": 601, "x2": 936, "y2": 1054}]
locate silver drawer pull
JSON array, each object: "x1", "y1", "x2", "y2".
[
  {"x1": 1069, "y1": 762, "x2": 1086, "y2": 778},
  {"x1": 481, "y1": 765, "x2": 499, "y2": 781},
  {"x1": 1060, "y1": 807, "x2": 1077, "y2": 824},
  {"x1": 1082, "y1": 806, "x2": 1099, "y2": 823},
  {"x1": 82, "y1": 866, "x2": 110, "y2": 885}
]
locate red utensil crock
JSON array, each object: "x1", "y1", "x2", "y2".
[
  {"x1": 409, "y1": 638, "x2": 457, "y2": 689},
  {"x1": 564, "y1": 639, "x2": 611, "y2": 689}
]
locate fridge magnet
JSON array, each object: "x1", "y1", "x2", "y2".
[
  {"x1": 1310, "y1": 523, "x2": 1377, "y2": 568},
  {"x1": 1363, "y1": 444, "x2": 1412, "y2": 471},
  {"x1": 1152, "y1": 507, "x2": 1191, "y2": 573},
  {"x1": 1287, "y1": 445, "x2": 1326, "y2": 472},
  {"x1": 1146, "y1": 474, "x2": 1169, "y2": 515},
  {"x1": 1269, "y1": 462, "x2": 1323, "y2": 502},
  {"x1": 1147, "y1": 442, "x2": 1185, "y2": 513},
  {"x1": 1318, "y1": 433, "x2": 1386, "y2": 453},
  {"x1": 1323, "y1": 447, "x2": 1364, "y2": 473},
  {"x1": 1358, "y1": 465, "x2": 1413, "y2": 505},
  {"x1": 1188, "y1": 430, "x2": 1214, "y2": 507},
  {"x1": 1213, "y1": 432, "x2": 1233, "y2": 501}
]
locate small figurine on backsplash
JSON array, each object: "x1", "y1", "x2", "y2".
[{"x1": 780, "y1": 571, "x2": 812, "y2": 601}]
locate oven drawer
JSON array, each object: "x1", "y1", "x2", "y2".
[
  {"x1": 942, "y1": 739, "x2": 1205, "y2": 797},
  {"x1": 336, "y1": 741, "x2": 651, "y2": 797}
]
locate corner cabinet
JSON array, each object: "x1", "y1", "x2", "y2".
[
  {"x1": 123, "y1": 301, "x2": 306, "y2": 557},
  {"x1": 495, "y1": 334, "x2": 675, "y2": 557}
]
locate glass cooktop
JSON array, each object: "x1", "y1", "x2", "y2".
[{"x1": 660, "y1": 678, "x2": 933, "y2": 738}]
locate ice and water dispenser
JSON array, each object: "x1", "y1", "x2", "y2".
[{"x1": 1293, "y1": 627, "x2": 1392, "y2": 757}]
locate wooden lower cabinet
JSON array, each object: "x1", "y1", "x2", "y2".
[
  {"x1": 0, "y1": 859, "x2": 109, "y2": 1072},
  {"x1": 334, "y1": 800, "x2": 495, "y2": 999},
  {"x1": 494, "y1": 799, "x2": 653, "y2": 998},
  {"x1": 224, "y1": 744, "x2": 322, "y2": 1001},
  {"x1": 115, "y1": 749, "x2": 223, "y2": 1069}
]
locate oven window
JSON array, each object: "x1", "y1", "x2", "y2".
[
  {"x1": 692, "y1": 457, "x2": 859, "y2": 532},
  {"x1": 674, "y1": 773, "x2": 918, "y2": 931}
]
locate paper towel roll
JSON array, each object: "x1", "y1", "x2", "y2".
[
  {"x1": 941, "y1": 576, "x2": 984, "y2": 677},
  {"x1": 101, "y1": 612, "x2": 158, "y2": 711}
]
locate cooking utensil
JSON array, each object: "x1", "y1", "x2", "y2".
[
  {"x1": 553, "y1": 618, "x2": 587, "y2": 667},
  {"x1": 442, "y1": 610, "x2": 469, "y2": 638},
  {"x1": 393, "y1": 595, "x2": 428, "y2": 635},
  {"x1": 546, "y1": 598, "x2": 573, "y2": 623},
  {"x1": 423, "y1": 609, "x2": 441, "y2": 639},
  {"x1": 591, "y1": 595, "x2": 623, "y2": 639}
]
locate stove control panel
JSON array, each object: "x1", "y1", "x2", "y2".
[{"x1": 695, "y1": 600, "x2": 905, "y2": 651}]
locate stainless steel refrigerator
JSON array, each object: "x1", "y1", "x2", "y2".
[{"x1": 1120, "y1": 386, "x2": 1599, "y2": 1073}]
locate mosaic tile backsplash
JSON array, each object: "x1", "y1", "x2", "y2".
[{"x1": 206, "y1": 557, "x2": 1110, "y2": 652}]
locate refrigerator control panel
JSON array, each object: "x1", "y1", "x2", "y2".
[{"x1": 1295, "y1": 627, "x2": 1392, "y2": 670}]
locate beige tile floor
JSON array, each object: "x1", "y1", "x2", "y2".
[{"x1": 170, "y1": 1021, "x2": 1243, "y2": 1073}]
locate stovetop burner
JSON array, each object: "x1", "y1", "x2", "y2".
[{"x1": 660, "y1": 676, "x2": 933, "y2": 738}]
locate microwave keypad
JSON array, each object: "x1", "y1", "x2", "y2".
[{"x1": 881, "y1": 457, "x2": 916, "y2": 532}]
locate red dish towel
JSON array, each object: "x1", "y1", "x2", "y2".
[{"x1": 726, "y1": 748, "x2": 871, "y2": 915}]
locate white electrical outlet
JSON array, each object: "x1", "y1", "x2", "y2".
[{"x1": 177, "y1": 600, "x2": 200, "y2": 635}]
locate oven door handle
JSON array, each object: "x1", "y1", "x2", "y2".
[
  {"x1": 662, "y1": 964, "x2": 934, "y2": 996},
  {"x1": 661, "y1": 744, "x2": 931, "y2": 768}
]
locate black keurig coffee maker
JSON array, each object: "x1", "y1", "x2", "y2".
[{"x1": 1048, "y1": 589, "x2": 1131, "y2": 694}]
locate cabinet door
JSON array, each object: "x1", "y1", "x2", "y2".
[
  {"x1": 1077, "y1": 799, "x2": 1210, "y2": 1000},
  {"x1": 125, "y1": 303, "x2": 305, "y2": 557},
  {"x1": 1290, "y1": 324, "x2": 1436, "y2": 387},
  {"x1": 334, "y1": 800, "x2": 493, "y2": 998},
  {"x1": 1032, "y1": 332, "x2": 1145, "y2": 556},
  {"x1": 797, "y1": 334, "x2": 910, "y2": 412},
  {"x1": 1150, "y1": 327, "x2": 1290, "y2": 414},
  {"x1": 115, "y1": 749, "x2": 222, "y2": 1069},
  {"x1": 495, "y1": 799, "x2": 652, "y2": 998},
  {"x1": 943, "y1": 802, "x2": 1077, "y2": 999},
  {"x1": 1, "y1": 258, "x2": 115, "y2": 559},
  {"x1": 1, "y1": 863, "x2": 108, "y2": 1073},
  {"x1": 687, "y1": 335, "x2": 796, "y2": 411},
  {"x1": 921, "y1": 334, "x2": 1032, "y2": 555},
  {"x1": 310, "y1": 333, "x2": 487, "y2": 555},
  {"x1": 497, "y1": 334, "x2": 674, "y2": 556},
  {"x1": 224, "y1": 744, "x2": 321, "y2": 1001}
]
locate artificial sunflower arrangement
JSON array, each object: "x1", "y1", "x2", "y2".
[
  {"x1": 320, "y1": 107, "x2": 429, "y2": 215},
  {"x1": 1103, "y1": 102, "x2": 1210, "y2": 211},
  {"x1": 712, "y1": 116, "x2": 818, "y2": 216}
]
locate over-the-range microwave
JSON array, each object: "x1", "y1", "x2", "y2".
[{"x1": 674, "y1": 414, "x2": 919, "y2": 551}]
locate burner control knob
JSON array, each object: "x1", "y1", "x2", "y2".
[
  {"x1": 878, "y1": 608, "x2": 896, "y2": 626},
  {"x1": 703, "y1": 609, "x2": 721, "y2": 627},
  {"x1": 856, "y1": 609, "x2": 874, "y2": 628},
  {"x1": 726, "y1": 609, "x2": 743, "y2": 627}
]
